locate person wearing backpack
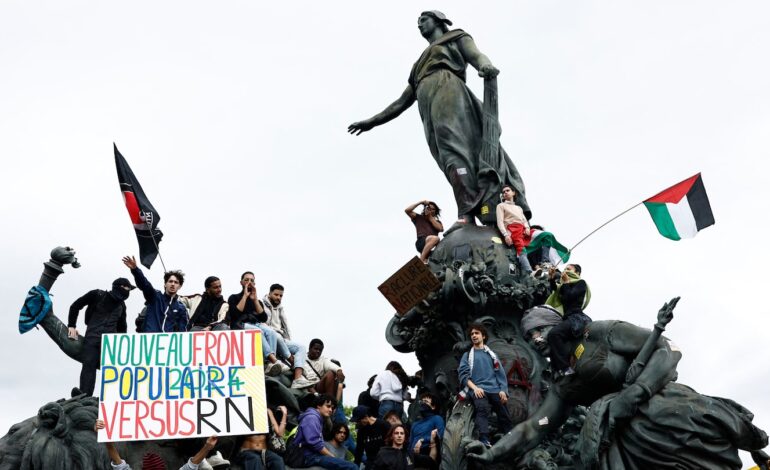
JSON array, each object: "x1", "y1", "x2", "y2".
[{"x1": 67, "y1": 277, "x2": 135, "y2": 396}]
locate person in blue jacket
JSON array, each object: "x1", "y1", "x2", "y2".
[
  {"x1": 122, "y1": 255, "x2": 188, "y2": 333},
  {"x1": 457, "y1": 322, "x2": 512, "y2": 448},
  {"x1": 409, "y1": 392, "x2": 445, "y2": 455}
]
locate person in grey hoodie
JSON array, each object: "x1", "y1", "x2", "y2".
[{"x1": 295, "y1": 394, "x2": 357, "y2": 470}]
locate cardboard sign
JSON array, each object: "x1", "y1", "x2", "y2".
[
  {"x1": 378, "y1": 257, "x2": 441, "y2": 314},
  {"x1": 97, "y1": 330, "x2": 267, "y2": 442}
]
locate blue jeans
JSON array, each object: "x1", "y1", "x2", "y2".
[
  {"x1": 242, "y1": 323, "x2": 273, "y2": 360},
  {"x1": 378, "y1": 399, "x2": 404, "y2": 420},
  {"x1": 304, "y1": 453, "x2": 358, "y2": 470},
  {"x1": 244, "y1": 324, "x2": 306, "y2": 368}
]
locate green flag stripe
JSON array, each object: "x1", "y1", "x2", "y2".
[
  {"x1": 643, "y1": 202, "x2": 681, "y2": 240},
  {"x1": 524, "y1": 232, "x2": 571, "y2": 262}
]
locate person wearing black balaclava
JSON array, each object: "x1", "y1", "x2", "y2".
[
  {"x1": 67, "y1": 277, "x2": 135, "y2": 396},
  {"x1": 408, "y1": 392, "x2": 445, "y2": 455}
]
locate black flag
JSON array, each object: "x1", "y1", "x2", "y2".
[{"x1": 114, "y1": 143, "x2": 163, "y2": 268}]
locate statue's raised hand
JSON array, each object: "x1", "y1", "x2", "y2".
[
  {"x1": 348, "y1": 120, "x2": 374, "y2": 135},
  {"x1": 51, "y1": 246, "x2": 80, "y2": 268},
  {"x1": 478, "y1": 63, "x2": 500, "y2": 79},
  {"x1": 656, "y1": 296, "x2": 680, "y2": 329},
  {"x1": 466, "y1": 441, "x2": 495, "y2": 464}
]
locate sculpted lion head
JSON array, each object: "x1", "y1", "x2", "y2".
[{"x1": 0, "y1": 395, "x2": 109, "y2": 470}]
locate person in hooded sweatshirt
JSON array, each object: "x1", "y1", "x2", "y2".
[
  {"x1": 67, "y1": 276, "x2": 135, "y2": 396},
  {"x1": 295, "y1": 394, "x2": 358, "y2": 470},
  {"x1": 408, "y1": 392, "x2": 445, "y2": 456}
]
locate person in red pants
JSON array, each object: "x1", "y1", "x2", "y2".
[{"x1": 496, "y1": 185, "x2": 532, "y2": 272}]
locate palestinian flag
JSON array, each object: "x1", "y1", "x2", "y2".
[
  {"x1": 114, "y1": 144, "x2": 163, "y2": 268},
  {"x1": 643, "y1": 173, "x2": 714, "y2": 240},
  {"x1": 524, "y1": 229, "x2": 570, "y2": 263}
]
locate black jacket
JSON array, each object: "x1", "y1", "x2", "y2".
[{"x1": 68, "y1": 289, "x2": 127, "y2": 337}]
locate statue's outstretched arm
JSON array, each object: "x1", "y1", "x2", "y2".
[
  {"x1": 605, "y1": 300, "x2": 682, "y2": 436},
  {"x1": 467, "y1": 392, "x2": 571, "y2": 464},
  {"x1": 457, "y1": 36, "x2": 499, "y2": 79},
  {"x1": 348, "y1": 85, "x2": 416, "y2": 135}
]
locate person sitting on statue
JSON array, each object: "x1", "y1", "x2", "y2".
[
  {"x1": 351, "y1": 405, "x2": 392, "y2": 470},
  {"x1": 405, "y1": 200, "x2": 444, "y2": 263},
  {"x1": 181, "y1": 275, "x2": 229, "y2": 331},
  {"x1": 300, "y1": 338, "x2": 346, "y2": 395},
  {"x1": 457, "y1": 322, "x2": 513, "y2": 448},
  {"x1": 122, "y1": 255, "x2": 188, "y2": 333},
  {"x1": 235, "y1": 434, "x2": 285, "y2": 470},
  {"x1": 324, "y1": 422, "x2": 354, "y2": 462},
  {"x1": 95, "y1": 419, "x2": 225, "y2": 469},
  {"x1": 227, "y1": 271, "x2": 297, "y2": 381},
  {"x1": 66, "y1": 277, "x2": 134, "y2": 396},
  {"x1": 468, "y1": 297, "x2": 770, "y2": 469},
  {"x1": 372, "y1": 424, "x2": 439, "y2": 470},
  {"x1": 296, "y1": 394, "x2": 359, "y2": 470},
  {"x1": 545, "y1": 263, "x2": 592, "y2": 377},
  {"x1": 496, "y1": 184, "x2": 533, "y2": 273},
  {"x1": 408, "y1": 392, "x2": 445, "y2": 456},
  {"x1": 260, "y1": 282, "x2": 312, "y2": 390}
]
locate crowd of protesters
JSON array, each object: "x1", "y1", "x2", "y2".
[{"x1": 59, "y1": 183, "x2": 590, "y2": 469}]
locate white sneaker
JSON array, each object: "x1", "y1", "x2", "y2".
[
  {"x1": 265, "y1": 363, "x2": 282, "y2": 376},
  {"x1": 207, "y1": 451, "x2": 230, "y2": 468},
  {"x1": 198, "y1": 458, "x2": 213, "y2": 470}
]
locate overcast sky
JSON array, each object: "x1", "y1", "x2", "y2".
[{"x1": 2, "y1": 1, "x2": 769, "y2": 465}]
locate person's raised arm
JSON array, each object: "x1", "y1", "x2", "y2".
[
  {"x1": 123, "y1": 256, "x2": 154, "y2": 303},
  {"x1": 194, "y1": 436, "x2": 218, "y2": 464},
  {"x1": 456, "y1": 36, "x2": 499, "y2": 79},
  {"x1": 268, "y1": 407, "x2": 288, "y2": 437},
  {"x1": 94, "y1": 420, "x2": 123, "y2": 465},
  {"x1": 348, "y1": 85, "x2": 416, "y2": 135},
  {"x1": 467, "y1": 392, "x2": 571, "y2": 464},
  {"x1": 405, "y1": 201, "x2": 426, "y2": 219}
]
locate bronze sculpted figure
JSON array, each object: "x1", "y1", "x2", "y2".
[
  {"x1": 467, "y1": 298, "x2": 770, "y2": 469},
  {"x1": 349, "y1": 11, "x2": 529, "y2": 224}
]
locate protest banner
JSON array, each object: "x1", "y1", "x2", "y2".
[
  {"x1": 97, "y1": 329, "x2": 267, "y2": 442},
  {"x1": 378, "y1": 256, "x2": 441, "y2": 315}
]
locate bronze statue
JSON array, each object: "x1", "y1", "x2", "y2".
[
  {"x1": 467, "y1": 298, "x2": 770, "y2": 469},
  {"x1": 348, "y1": 11, "x2": 529, "y2": 224}
]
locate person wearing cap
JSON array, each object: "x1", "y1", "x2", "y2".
[
  {"x1": 350, "y1": 405, "x2": 391, "y2": 469},
  {"x1": 67, "y1": 276, "x2": 134, "y2": 396},
  {"x1": 349, "y1": 10, "x2": 530, "y2": 226}
]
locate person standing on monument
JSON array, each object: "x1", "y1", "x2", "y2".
[
  {"x1": 496, "y1": 184, "x2": 533, "y2": 273},
  {"x1": 405, "y1": 200, "x2": 444, "y2": 263},
  {"x1": 122, "y1": 255, "x2": 188, "y2": 333},
  {"x1": 67, "y1": 277, "x2": 134, "y2": 396},
  {"x1": 457, "y1": 323, "x2": 513, "y2": 448},
  {"x1": 349, "y1": 11, "x2": 530, "y2": 225}
]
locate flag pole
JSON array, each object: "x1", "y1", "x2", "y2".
[
  {"x1": 147, "y1": 230, "x2": 167, "y2": 272},
  {"x1": 566, "y1": 202, "x2": 643, "y2": 256}
]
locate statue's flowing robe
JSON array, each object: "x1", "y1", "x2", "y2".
[{"x1": 409, "y1": 30, "x2": 530, "y2": 219}]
